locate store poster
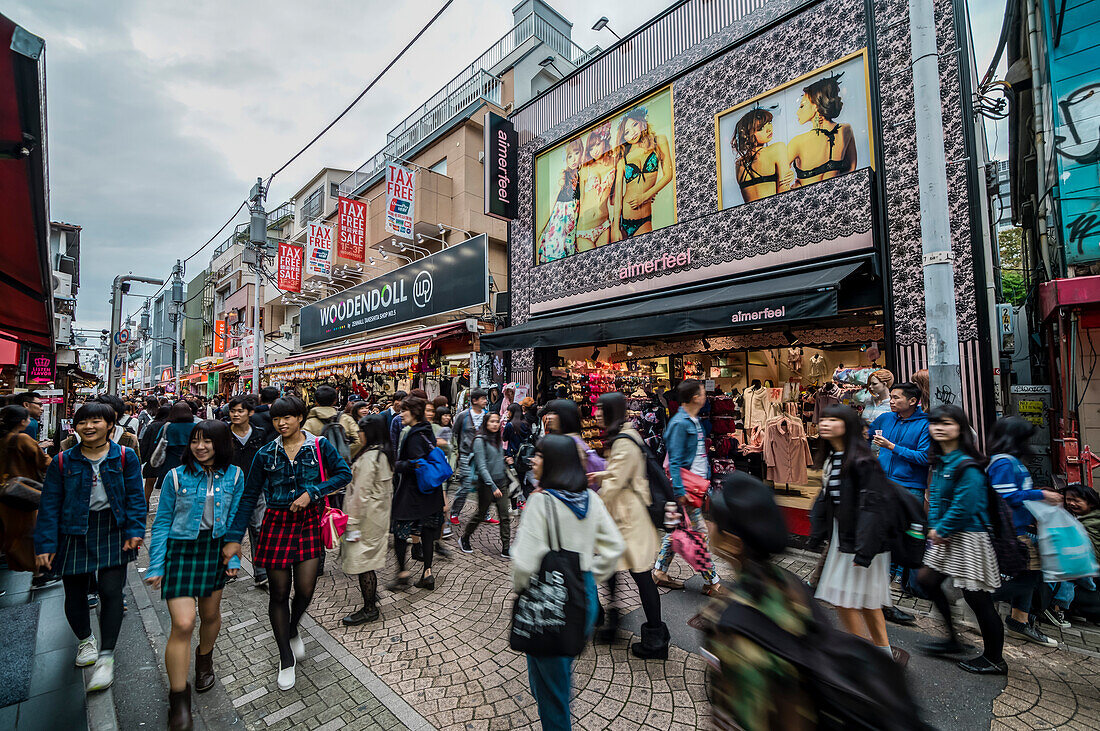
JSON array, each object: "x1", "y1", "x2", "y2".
[
  {"x1": 716, "y1": 50, "x2": 873, "y2": 210},
  {"x1": 385, "y1": 163, "x2": 415, "y2": 238},
  {"x1": 306, "y1": 222, "x2": 333, "y2": 276},
  {"x1": 337, "y1": 196, "x2": 366, "y2": 261},
  {"x1": 277, "y1": 242, "x2": 303, "y2": 293},
  {"x1": 533, "y1": 86, "x2": 676, "y2": 266}
]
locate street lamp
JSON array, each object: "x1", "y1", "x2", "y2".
[{"x1": 592, "y1": 16, "x2": 620, "y2": 40}]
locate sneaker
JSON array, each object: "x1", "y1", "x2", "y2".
[
  {"x1": 486, "y1": 514, "x2": 500, "y2": 525},
  {"x1": 289, "y1": 635, "x2": 307, "y2": 662},
  {"x1": 441, "y1": 525, "x2": 453, "y2": 538},
  {"x1": 87, "y1": 593, "x2": 99, "y2": 609},
  {"x1": 255, "y1": 575, "x2": 269, "y2": 589},
  {"x1": 277, "y1": 662, "x2": 296, "y2": 691},
  {"x1": 435, "y1": 541, "x2": 452, "y2": 559},
  {"x1": 1005, "y1": 617, "x2": 1058, "y2": 647},
  {"x1": 450, "y1": 515, "x2": 460, "y2": 525},
  {"x1": 75, "y1": 635, "x2": 98, "y2": 667},
  {"x1": 500, "y1": 547, "x2": 511, "y2": 559},
  {"x1": 31, "y1": 574, "x2": 60, "y2": 590},
  {"x1": 958, "y1": 655, "x2": 1008, "y2": 675},
  {"x1": 459, "y1": 536, "x2": 473, "y2": 553},
  {"x1": 1043, "y1": 608, "x2": 1071, "y2": 629},
  {"x1": 86, "y1": 656, "x2": 114, "y2": 692}
]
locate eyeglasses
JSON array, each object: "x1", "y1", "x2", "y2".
[{"x1": 31, "y1": 402, "x2": 42, "y2": 407}]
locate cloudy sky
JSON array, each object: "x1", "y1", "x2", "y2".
[{"x1": 8, "y1": 0, "x2": 1006, "y2": 332}]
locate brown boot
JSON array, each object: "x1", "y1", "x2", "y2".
[
  {"x1": 194, "y1": 648, "x2": 215, "y2": 693},
  {"x1": 168, "y1": 684, "x2": 193, "y2": 731}
]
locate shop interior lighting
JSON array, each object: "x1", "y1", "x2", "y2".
[{"x1": 626, "y1": 347, "x2": 634, "y2": 357}]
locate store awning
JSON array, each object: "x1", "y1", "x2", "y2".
[{"x1": 480, "y1": 262, "x2": 866, "y2": 352}]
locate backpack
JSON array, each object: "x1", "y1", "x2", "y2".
[
  {"x1": 320, "y1": 414, "x2": 351, "y2": 463},
  {"x1": 609, "y1": 431, "x2": 674, "y2": 530},
  {"x1": 119, "y1": 414, "x2": 138, "y2": 435},
  {"x1": 881, "y1": 480, "x2": 927, "y2": 569},
  {"x1": 953, "y1": 459, "x2": 1029, "y2": 579}
]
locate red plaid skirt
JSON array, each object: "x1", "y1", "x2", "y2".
[{"x1": 254, "y1": 505, "x2": 322, "y2": 569}]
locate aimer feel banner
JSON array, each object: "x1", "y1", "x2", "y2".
[{"x1": 299, "y1": 234, "x2": 489, "y2": 347}]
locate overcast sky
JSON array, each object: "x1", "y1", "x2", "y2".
[{"x1": 8, "y1": 0, "x2": 1007, "y2": 334}]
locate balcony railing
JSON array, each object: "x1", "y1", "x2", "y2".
[
  {"x1": 340, "y1": 11, "x2": 596, "y2": 196},
  {"x1": 211, "y1": 202, "x2": 295, "y2": 260}
]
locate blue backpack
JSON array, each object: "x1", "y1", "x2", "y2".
[{"x1": 413, "y1": 447, "x2": 453, "y2": 494}]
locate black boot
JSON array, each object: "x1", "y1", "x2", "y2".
[
  {"x1": 596, "y1": 607, "x2": 620, "y2": 643},
  {"x1": 631, "y1": 622, "x2": 670, "y2": 660},
  {"x1": 194, "y1": 648, "x2": 215, "y2": 693},
  {"x1": 411, "y1": 541, "x2": 424, "y2": 562},
  {"x1": 168, "y1": 684, "x2": 193, "y2": 731}
]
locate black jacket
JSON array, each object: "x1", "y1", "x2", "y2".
[
  {"x1": 250, "y1": 405, "x2": 276, "y2": 442},
  {"x1": 808, "y1": 452, "x2": 892, "y2": 567},
  {"x1": 391, "y1": 421, "x2": 443, "y2": 521},
  {"x1": 231, "y1": 425, "x2": 269, "y2": 482},
  {"x1": 139, "y1": 419, "x2": 168, "y2": 466}
]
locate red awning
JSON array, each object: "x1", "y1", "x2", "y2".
[
  {"x1": 0, "y1": 15, "x2": 52, "y2": 349},
  {"x1": 1039, "y1": 276, "x2": 1100, "y2": 321},
  {"x1": 266, "y1": 321, "x2": 470, "y2": 370}
]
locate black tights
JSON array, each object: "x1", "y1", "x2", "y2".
[
  {"x1": 918, "y1": 567, "x2": 1004, "y2": 663},
  {"x1": 395, "y1": 526, "x2": 439, "y2": 575},
  {"x1": 358, "y1": 570, "x2": 378, "y2": 608},
  {"x1": 267, "y1": 558, "x2": 319, "y2": 669},
  {"x1": 608, "y1": 570, "x2": 663, "y2": 627},
  {"x1": 63, "y1": 566, "x2": 126, "y2": 651}
]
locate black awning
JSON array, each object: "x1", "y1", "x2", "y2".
[{"x1": 481, "y1": 262, "x2": 866, "y2": 351}]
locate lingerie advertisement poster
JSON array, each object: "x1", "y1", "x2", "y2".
[
  {"x1": 716, "y1": 50, "x2": 873, "y2": 210},
  {"x1": 533, "y1": 86, "x2": 677, "y2": 266}
]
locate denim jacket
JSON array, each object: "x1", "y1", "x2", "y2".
[
  {"x1": 664, "y1": 409, "x2": 708, "y2": 497},
  {"x1": 34, "y1": 442, "x2": 146, "y2": 555},
  {"x1": 226, "y1": 433, "x2": 351, "y2": 543},
  {"x1": 146, "y1": 464, "x2": 245, "y2": 578}
]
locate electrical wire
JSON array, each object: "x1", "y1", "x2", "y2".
[{"x1": 263, "y1": 0, "x2": 454, "y2": 190}]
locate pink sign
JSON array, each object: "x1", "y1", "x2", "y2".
[{"x1": 26, "y1": 351, "x2": 55, "y2": 383}]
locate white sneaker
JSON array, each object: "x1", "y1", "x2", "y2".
[
  {"x1": 277, "y1": 661, "x2": 296, "y2": 691},
  {"x1": 75, "y1": 635, "x2": 98, "y2": 667},
  {"x1": 86, "y1": 656, "x2": 114, "y2": 692},
  {"x1": 289, "y1": 635, "x2": 306, "y2": 662}
]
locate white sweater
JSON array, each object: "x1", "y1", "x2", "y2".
[{"x1": 511, "y1": 490, "x2": 625, "y2": 592}]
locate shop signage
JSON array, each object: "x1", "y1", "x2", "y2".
[
  {"x1": 277, "y1": 242, "x2": 304, "y2": 293},
  {"x1": 484, "y1": 111, "x2": 517, "y2": 221},
  {"x1": 25, "y1": 351, "x2": 55, "y2": 383},
  {"x1": 267, "y1": 342, "x2": 421, "y2": 378},
  {"x1": 240, "y1": 335, "x2": 265, "y2": 370},
  {"x1": 159, "y1": 367, "x2": 174, "y2": 382},
  {"x1": 42, "y1": 396, "x2": 64, "y2": 405},
  {"x1": 306, "y1": 222, "x2": 333, "y2": 276},
  {"x1": 208, "y1": 371, "x2": 220, "y2": 393},
  {"x1": 619, "y1": 249, "x2": 692, "y2": 280},
  {"x1": 337, "y1": 197, "x2": 366, "y2": 261},
  {"x1": 385, "y1": 163, "x2": 415, "y2": 237},
  {"x1": 214, "y1": 320, "x2": 228, "y2": 354},
  {"x1": 299, "y1": 234, "x2": 489, "y2": 347}
]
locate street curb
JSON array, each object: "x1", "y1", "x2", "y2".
[
  {"x1": 238, "y1": 553, "x2": 437, "y2": 731},
  {"x1": 85, "y1": 667, "x2": 120, "y2": 731}
]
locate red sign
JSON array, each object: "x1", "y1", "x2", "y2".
[
  {"x1": 214, "y1": 319, "x2": 228, "y2": 354},
  {"x1": 26, "y1": 351, "x2": 55, "y2": 383},
  {"x1": 337, "y1": 197, "x2": 366, "y2": 262},
  {"x1": 159, "y1": 367, "x2": 174, "y2": 383},
  {"x1": 42, "y1": 396, "x2": 64, "y2": 405},
  {"x1": 277, "y1": 242, "x2": 304, "y2": 293}
]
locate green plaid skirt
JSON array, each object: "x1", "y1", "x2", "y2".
[{"x1": 163, "y1": 529, "x2": 229, "y2": 600}]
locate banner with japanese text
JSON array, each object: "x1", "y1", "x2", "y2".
[
  {"x1": 385, "y1": 163, "x2": 415, "y2": 237},
  {"x1": 214, "y1": 319, "x2": 228, "y2": 353},
  {"x1": 277, "y1": 242, "x2": 303, "y2": 292},
  {"x1": 306, "y1": 222, "x2": 333, "y2": 276},
  {"x1": 337, "y1": 196, "x2": 366, "y2": 261}
]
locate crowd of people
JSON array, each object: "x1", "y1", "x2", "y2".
[{"x1": 0, "y1": 376, "x2": 1097, "y2": 731}]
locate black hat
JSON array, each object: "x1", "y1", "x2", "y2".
[{"x1": 708, "y1": 472, "x2": 788, "y2": 557}]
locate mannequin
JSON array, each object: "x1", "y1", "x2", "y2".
[
  {"x1": 808, "y1": 353, "x2": 828, "y2": 384},
  {"x1": 786, "y1": 346, "x2": 803, "y2": 372}
]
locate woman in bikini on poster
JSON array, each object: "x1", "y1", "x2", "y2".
[
  {"x1": 610, "y1": 107, "x2": 674, "y2": 241},
  {"x1": 787, "y1": 74, "x2": 857, "y2": 188},
  {"x1": 536, "y1": 138, "x2": 584, "y2": 264},
  {"x1": 732, "y1": 108, "x2": 793, "y2": 203},
  {"x1": 575, "y1": 123, "x2": 618, "y2": 251}
]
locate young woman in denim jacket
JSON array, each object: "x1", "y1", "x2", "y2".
[
  {"x1": 145, "y1": 420, "x2": 244, "y2": 730},
  {"x1": 34, "y1": 402, "x2": 146, "y2": 694},
  {"x1": 222, "y1": 396, "x2": 350, "y2": 691}
]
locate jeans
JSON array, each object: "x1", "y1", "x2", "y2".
[
  {"x1": 993, "y1": 569, "x2": 1041, "y2": 614},
  {"x1": 526, "y1": 573, "x2": 598, "y2": 731},
  {"x1": 449, "y1": 455, "x2": 473, "y2": 518},
  {"x1": 654, "y1": 507, "x2": 719, "y2": 585},
  {"x1": 462, "y1": 481, "x2": 511, "y2": 549},
  {"x1": 1051, "y1": 578, "x2": 1096, "y2": 609}
]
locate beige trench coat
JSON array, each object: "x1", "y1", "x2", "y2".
[
  {"x1": 340, "y1": 449, "x2": 392, "y2": 574},
  {"x1": 596, "y1": 427, "x2": 658, "y2": 572}
]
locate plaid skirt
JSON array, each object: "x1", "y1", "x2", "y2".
[
  {"x1": 163, "y1": 529, "x2": 229, "y2": 600},
  {"x1": 254, "y1": 505, "x2": 322, "y2": 569},
  {"x1": 58, "y1": 508, "x2": 137, "y2": 576},
  {"x1": 392, "y1": 512, "x2": 444, "y2": 541}
]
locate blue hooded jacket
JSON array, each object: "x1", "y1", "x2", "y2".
[{"x1": 870, "y1": 407, "x2": 931, "y2": 492}]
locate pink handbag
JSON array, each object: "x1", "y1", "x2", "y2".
[
  {"x1": 314, "y1": 439, "x2": 348, "y2": 550},
  {"x1": 669, "y1": 508, "x2": 714, "y2": 573}
]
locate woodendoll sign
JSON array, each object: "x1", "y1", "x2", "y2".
[{"x1": 299, "y1": 234, "x2": 489, "y2": 347}]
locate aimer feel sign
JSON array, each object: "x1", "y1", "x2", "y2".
[{"x1": 299, "y1": 234, "x2": 489, "y2": 347}]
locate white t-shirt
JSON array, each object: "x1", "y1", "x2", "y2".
[
  {"x1": 471, "y1": 409, "x2": 486, "y2": 430},
  {"x1": 688, "y1": 415, "x2": 708, "y2": 477},
  {"x1": 87, "y1": 454, "x2": 110, "y2": 511},
  {"x1": 200, "y1": 473, "x2": 217, "y2": 530}
]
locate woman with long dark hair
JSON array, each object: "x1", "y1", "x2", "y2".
[
  {"x1": 575, "y1": 123, "x2": 618, "y2": 251},
  {"x1": 459, "y1": 411, "x2": 512, "y2": 557},
  {"x1": 809, "y1": 405, "x2": 894, "y2": 656},
  {"x1": 512, "y1": 434, "x2": 624, "y2": 730},
  {"x1": 987, "y1": 417, "x2": 1062, "y2": 644},
  {"x1": 731, "y1": 107, "x2": 791, "y2": 203},
  {"x1": 222, "y1": 396, "x2": 351, "y2": 691},
  {"x1": 0, "y1": 404, "x2": 49, "y2": 576},
  {"x1": 340, "y1": 414, "x2": 393, "y2": 626},
  {"x1": 388, "y1": 396, "x2": 445, "y2": 591},
  {"x1": 155, "y1": 401, "x2": 203, "y2": 490},
  {"x1": 591, "y1": 393, "x2": 667, "y2": 658},
  {"x1": 146, "y1": 421, "x2": 244, "y2": 729},
  {"x1": 542, "y1": 399, "x2": 605, "y2": 475},
  {"x1": 140, "y1": 405, "x2": 171, "y2": 503},
  {"x1": 918, "y1": 405, "x2": 1007, "y2": 674},
  {"x1": 787, "y1": 74, "x2": 857, "y2": 187}
]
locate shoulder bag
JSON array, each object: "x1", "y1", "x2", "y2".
[
  {"x1": 149, "y1": 425, "x2": 168, "y2": 468},
  {"x1": 314, "y1": 438, "x2": 348, "y2": 549}
]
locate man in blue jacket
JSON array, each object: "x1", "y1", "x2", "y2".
[
  {"x1": 652, "y1": 379, "x2": 721, "y2": 596},
  {"x1": 870, "y1": 381, "x2": 930, "y2": 624}
]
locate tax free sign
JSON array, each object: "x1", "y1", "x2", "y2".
[{"x1": 299, "y1": 234, "x2": 489, "y2": 347}]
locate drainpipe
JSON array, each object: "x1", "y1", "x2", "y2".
[{"x1": 1026, "y1": 0, "x2": 1054, "y2": 280}]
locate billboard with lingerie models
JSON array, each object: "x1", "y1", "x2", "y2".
[
  {"x1": 716, "y1": 50, "x2": 873, "y2": 210},
  {"x1": 533, "y1": 86, "x2": 676, "y2": 266}
]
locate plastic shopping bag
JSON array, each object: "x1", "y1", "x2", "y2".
[{"x1": 1025, "y1": 501, "x2": 1100, "y2": 581}]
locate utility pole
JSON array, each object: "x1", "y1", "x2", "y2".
[
  {"x1": 108, "y1": 274, "x2": 164, "y2": 394},
  {"x1": 248, "y1": 178, "x2": 267, "y2": 392},
  {"x1": 909, "y1": 0, "x2": 964, "y2": 409},
  {"x1": 170, "y1": 260, "x2": 184, "y2": 397},
  {"x1": 140, "y1": 300, "x2": 151, "y2": 392}
]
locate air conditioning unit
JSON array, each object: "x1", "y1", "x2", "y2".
[
  {"x1": 54, "y1": 313, "x2": 72, "y2": 342},
  {"x1": 279, "y1": 324, "x2": 294, "y2": 339},
  {"x1": 52, "y1": 271, "x2": 73, "y2": 299}
]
